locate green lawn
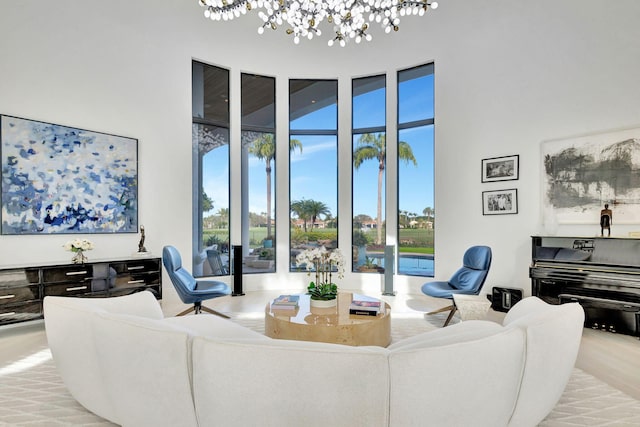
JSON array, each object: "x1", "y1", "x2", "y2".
[
  {"x1": 202, "y1": 226, "x2": 434, "y2": 253},
  {"x1": 203, "y1": 227, "x2": 270, "y2": 249},
  {"x1": 361, "y1": 227, "x2": 434, "y2": 254},
  {"x1": 399, "y1": 246, "x2": 434, "y2": 255}
]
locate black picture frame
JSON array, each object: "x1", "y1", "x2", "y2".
[
  {"x1": 482, "y1": 189, "x2": 518, "y2": 215},
  {"x1": 481, "y1": 154, "x2": 519, "y2": 183}
]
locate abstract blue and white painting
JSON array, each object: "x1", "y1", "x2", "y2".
[{"x1": 1, "y1": 115, "x2": 138, "y2": 234}]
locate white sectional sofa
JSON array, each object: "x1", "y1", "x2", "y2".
[{"x1": 43, "y1": 292, "x2": 584, "y2": 427}]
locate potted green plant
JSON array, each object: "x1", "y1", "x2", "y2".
[
  {"x1": 307, "y1": 282, "x2": 338, "y2": 301},
  {"x1": 245, "y1": 248, "x2": 274, "y2": 269},
  {"x1": 295, "y1": 246, "x2": 345, "y2": 308},
  {"x1": 358, "y1": 256, "x2": 384, "y2": 273},
  {"x1": 259, "y1": 248, "x2": 274, "y2": 260},
  {"x1": 352, "y1": 230, "x2": 368, "y2": 247}
]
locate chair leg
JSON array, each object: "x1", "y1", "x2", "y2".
[
  {"x1": 425, "y1": 304, "x2": 457, "y2": 327},
  {"x1": 443, "y1": 306, "x2": 457, "y2": 327},
  {"x1": 426, "y1": 304, "x2": 455, "y2": 315},
  {"x1": 176, "y1": 306, "x2": 196, "y2": 316},
  {"x1": 175, "y1": 303, "x2": 230, "y2": 318},
  {"x1": 200, "y1": 305, "x2": 231, "y2": 319}
]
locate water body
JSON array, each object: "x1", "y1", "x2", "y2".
[{"x1": 369, "y1": 253, "x2": 434, "y2": 277}]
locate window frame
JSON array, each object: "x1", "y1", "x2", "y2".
[
  {"x1": 396, "y1": 63, "x2": 435, "y2": 277},
  {"x1": 351, "y1": 74, "x2": 387, "y2": 274},
  {"x1": 192, "y1": 60, "x2": 231, "y2": 277},
  {"x1": 288, "y1": 78, "x2": 339, "y2": 272}
]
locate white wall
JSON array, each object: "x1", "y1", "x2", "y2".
[{"x1": 1, "y1": 0, "x2": 639, "y2": 307}]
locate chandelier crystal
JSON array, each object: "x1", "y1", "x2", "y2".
[{"x1": 199, "y1": 0, "x2": 438, "y2": 47}]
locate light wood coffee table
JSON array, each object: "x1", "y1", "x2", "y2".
[{"x1": 265, "y1": 292, "x2": 391, "y2": 347}]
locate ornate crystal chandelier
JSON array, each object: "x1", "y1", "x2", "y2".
[{"x1": 199, "y1": 0, "x2": 438, "y2": 47}]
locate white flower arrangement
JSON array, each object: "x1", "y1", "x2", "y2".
[
  {"x1": 63, "y1": 238, "x2": 95, "y2": 253},
  {"x1": 295, "y1": 246, "x2": 345, "y2": 300}
]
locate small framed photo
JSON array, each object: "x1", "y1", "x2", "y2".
[
  {"x1": 483, "y1": 189, "x2": 518, "y2": 215},
  {"x1": 481, "y1": 155, "x2": 519, "y2": 182}
]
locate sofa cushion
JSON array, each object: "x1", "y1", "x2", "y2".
[
  {"x1": 503, "y1": 298, "x2": 585, "y2": 427},
  {"x1": 502, "y1": 295, "x2": 548, "y2": 325},
  {"x1": 46, "y1": 290, "x2": 163, "y2": 320},
  {"x1": 191, "y1": 337, "x2": 390, "y2": 427},
  {"x1": 164, "y1": 314, "x2": 269, "y2": 341},
  {"x1": 43, "y1": 291, "x2": 163, "y2": 424},
  {"x1": 388, "y1": 327, "x2": 526, "y2": 427},
  {"x1": 92, "y1": 312, "x2": 199, "y2": 427},
  {"x1": 387, "y1": 319, "x2": 503, "y2": 351}
]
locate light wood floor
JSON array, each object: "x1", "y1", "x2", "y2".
[
  {"x1": 2, "y1": 290, "x2": 639, "y2": 401},
  {"x1": 575, "y1": 327, "x2": 640, "y2": 400}
]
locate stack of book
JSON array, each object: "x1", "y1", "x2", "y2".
[
  {"x1": 271, "y1": 294, "x2": 300, "y2": 310},
  {"x1": 349, "y1": 294, "x2": 383, "y2": 316}
]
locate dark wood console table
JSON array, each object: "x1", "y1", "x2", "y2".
[{"x1": 0, "y1": 257, "x2": 162, "y2": 326}]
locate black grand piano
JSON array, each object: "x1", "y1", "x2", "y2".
[{"x1": 530, "y1": 235, "x2": 640, "y2": 337}]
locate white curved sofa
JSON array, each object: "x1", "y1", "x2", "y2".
[{"x1": 43, "y1": 292, "x2": 584, "y2": 427}]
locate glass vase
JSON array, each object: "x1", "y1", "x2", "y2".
[{"x1": 71, "y1": 250, "x2": 88, "y2": 264}]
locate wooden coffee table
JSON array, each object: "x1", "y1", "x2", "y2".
[{"x1": 265, "y1": 292, "x2": 391, "y2": 347}]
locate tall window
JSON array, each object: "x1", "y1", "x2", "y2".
[
  {"x1": 397, "y1": 64, "x2": 435, "y2": 276},
  {"x1": 352, "y1": 75, "x2": 386, "y2": 273},
  {"x1": 192, "y1": 61, "x2": 230, "y2": 277},
  {"x1": 289, "y1": 80, "x2": 338, "y2": 271},
  {"x1": 242, "y1": 73, "x2": 276, "y2": 273}
]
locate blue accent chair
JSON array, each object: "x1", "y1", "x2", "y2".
[
  {"x1": 162, "y1": 245, "x2": 231, "y2": 318},
  {"x1": 421, "y1": 245, "x2": 492, "y2": 326}
]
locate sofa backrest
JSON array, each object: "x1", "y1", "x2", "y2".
[
  {"x1": 388, "y1": 321, "x2": 526, "y2": 427},
  {"x1": 191, "y1": 336, "x2": 391, "y2": 427},
  {"x1": 43, "y1": 291, "x2": 163, "y2": 424},
  {"x1": 503, "y1": 297, "x2": 585, "y2": 427},
  {"x1": 88, "y1": 307, "x2": 272, "y2": 427},
  {"x1": 92, "y1": 312, "x2": 199, "y2": 427}
]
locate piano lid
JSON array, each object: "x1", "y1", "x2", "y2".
[{"x1": 532, "y1": 236, "x2": 640, "y2": 268}]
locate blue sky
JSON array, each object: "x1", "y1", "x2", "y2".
[
  {"x1": 289, "y1": 134, "x2": 337, "y2": 214},
  {"x1": 203, "y1": 73, "x2": 434, "y2": 220}
]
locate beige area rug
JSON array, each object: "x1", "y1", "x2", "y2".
[{"x1": 1, "y1": 314, "x2": 639, "y2": 426}]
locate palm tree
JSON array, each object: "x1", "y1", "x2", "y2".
[
  {"x1": 202, "y1": 191, "x2": 214, "y2": 214},
  {"x1": 305, "y1": 200, "x2": 331, "y2": 229},
  {"x1": 290, "y1": 199, "x2": 331, "y2": 232},
  {"x1": 423, "y1": 206, "x2": 433, "y2": 221},
  {"x1": 216, "y1": 207, "x2": 229, "y2": 228},
  {"x1": 290, "y1": 199, "x2": 310, "y2": 232},
  {"x1": 249, "y1": 134, "x2": 302, "y2": 239},
  {"x1": 353, "y1": 133, "x2": 417, "y2": 244},
  {"x1": 324, "y1": 213, "x2": 337, "y2": 229}
]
